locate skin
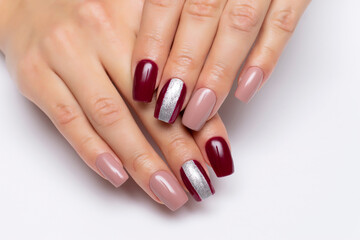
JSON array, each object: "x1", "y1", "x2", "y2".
[
  {"x1": 133, "y1": 0, "x2": 311, "y2": 121},
  {"x1": 0, "y1": 0, "x2": 230, "y2": 206}
]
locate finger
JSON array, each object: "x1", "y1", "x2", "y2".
[
  {"x1": 17, "y1": 55, "x2": 128, "y2": 187},
  {"x1": 182, "y1": 0, "x2": 271, "y2": 130},
  {"x1": 235, "y1": 0, "x2": 311, "y2": 103},
  {"x1": 154, "y1": 0, "x2": 227, "y2": 124},
  {"x1": 132, "y1": 0, "x2": 185, "y2": 102},
  {"x1": 100, "y1": 40, "x2": 216, "y2": 202},
  {"x1": 42, "y1": 28, "x2": 188, "y2": 211},
  {"x1": 193, "y1": 114, "x2": 234, "y2": 177}
]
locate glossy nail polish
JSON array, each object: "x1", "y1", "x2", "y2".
[
  {"x1": 206, "y1": 137, "x2": 234, "y2": 177},
  {"x1": 154, "y1": 78, "x2": 187, "y2": 124},
  {"x1": 96, "y1": 153, "x2": 129, "y2": 187},
  {"x1": 235, "y1": 67, "x2": 264, "y2": 103},
  {"x1": 180, "y1": 160, "x2": 215, "y2": 202},
  {"x1": 150, "y1": 171, "x2": 188, "y2": 211},
  {"x1": 133, "y1": 59, "x2": 158, "y2": 102},
  {"x1": 182, "y1": 88, "x2": 216, "y2": 131}
]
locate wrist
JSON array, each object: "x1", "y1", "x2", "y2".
[{"x1": 0, "y1": 0, "x2": 20, "y2": 49}]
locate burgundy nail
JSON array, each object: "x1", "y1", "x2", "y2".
[
  {"x1": 154, "y1": 78, "x2": 186, "y2": 124},
  {"x1": 180, "y1": 160, "x2": 215, "y2": 202},
  {"x1": 96, "y1": 153, "x2": 129, "y2": 187},
  {"x1": 133, "y1": 59, "x2": 158, "y2": 102},
  {"x1": 206, "y1": 137, "x2": 234, "y2": 177},
  {"x1": 150, "y1": 171, "x2": 188, "y2": 211}
]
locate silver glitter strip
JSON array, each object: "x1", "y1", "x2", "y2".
[
  {"x1": 158, "y1": 78, "x2": 184, "y2": 123},
  {"x1": 182, "y1": 160, "x2": 212, "y2": 200}
]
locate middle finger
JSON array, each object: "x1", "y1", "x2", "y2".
[{"x1": 154, "y1": 0, "x2": 227, "y2": 124}]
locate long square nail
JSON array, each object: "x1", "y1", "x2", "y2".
[
  {"x1": 96, "y1": 153, "x2": 129, "y2": 188},
  {"x1": 206, "y1": 137, "x2": 234, "y2": 177},
  {"x1": 150, "y1": 171, "x2": 188, "y2": 211},
  {"x1": 154, "y1": 78, "x2": 186, "y2": 124},
  {"x1": 235, "y1": 67, "x2": 264, "y2": 103},
  {"x1": 133, "y1": 59, "x2": 158, "y2": 102},
  {"x1": 182, "y1": 88, "x2": 216, "y2": 131},
  {"x1": 180, "y1": 160, "x2": 215, "y2": 202}
]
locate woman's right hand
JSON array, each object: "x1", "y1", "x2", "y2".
[{"x1": 0, "y1": 0, "x2": 234, "y2": 211}]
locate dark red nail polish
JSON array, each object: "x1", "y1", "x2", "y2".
[
  {"x1": 154, "y1": 78, "x2": 186, "y2": 124},
  {"x1": 133, "y1": 59, "x2": 158, "y2": 102},
  {"x1": 180, "y1": 160, "x2": 215, "y2": 202},
  {"x1": 206, "y1": 137, "x2": 234, "y2": 177}
]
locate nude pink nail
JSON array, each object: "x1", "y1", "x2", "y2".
[
  {"x1": 96, "y1": 153, "x2": 129, "y2": 188},
  {"x1": 150, "y1": 171, "x2": 188, "y2": 211},
  {"x1": 235, "y1": 67, "x2": 264, "y2": 103},
  {"x1": 182, "y1": 88, "x2": 216, "y2": 131}
]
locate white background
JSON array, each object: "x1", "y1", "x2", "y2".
[{"x1": 1, "y1": 1, "x2": 359, "y2": 239}]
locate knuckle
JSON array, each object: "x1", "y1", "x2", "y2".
[
  {"x1": 168, "y1": 134, "x2": 188, "y2": 151},
  {"x1": 208, "y1": 62, "x2": 231, "y2": 83},
  {"x1": 262, "y1": 44, "x2": 277, "y2": 59},
  {"x1": 131, "y1": 151, "x2": 154, "y2": 173},
  {"x1": 227, "y1": 3, "x2": 259, "y2": 33},
  {"x1": 77, "y1": 136, "x2": 98, "y2": 156},
  {"x1": 170, "y1": 49, "x2": 197, "y2": 70},
  {"x1": 187, "y1": 0, "x2": 222, "y2": 19},
  {"x1": 261, "y1": 45, "x2": 278, "y2": 68},
  {"x1": 76, "y1": 135, "x2": 95, "y2": 155},
  {"x1": 90, "y1": 97, "x2": 122, "y2": 128},
  {"x1": 142, "y1": 31, "x2": 165, "y2": 49},
  {"x1": 270, "y1": 9, "x2": 297, "y2": 34},
  {"x1": 53, "y1": 104, "x2": 80, "y2": 126},
  {"x1": 147, "y1": 0, "x2": 177, "y2": 8},
  {"x1": 76, "y1": 0, "x2": 112, "y2": 31},
  {"x1": 42, "y1": 23, "x2": 75, "y2": 52}
]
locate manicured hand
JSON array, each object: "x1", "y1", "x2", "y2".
[
  {"x1": 132, "y1": 0, "x2": 311, "y2": 130},
  {"x1": 0, "y1": 0, "x2": 234, "y2": 211}
]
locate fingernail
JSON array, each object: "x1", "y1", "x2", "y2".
[
  {"x1": 154, "y1": 78, "x2": 187, "y2": 124},
  {"x1": 182, "y1": 88, "x2": 216, "y2": 131},
  {"x1": 150, "y1": 171, "x2": 188, "y2": 211},
  {"x1": 96, "y1": 153, "x2": 129, "y2": 188},
  {"x1": 206, "y1": 137, "x2": 234, "y2": 177},
  {"x1": 235, "y1": 67, "x2": 264, "y2": 103},
  {"x1": 180, "y1": 160, "x2": 215, "y2": 202},
  {"x1": 133, "y1": 59, "x2": 158, "y2": 102}
]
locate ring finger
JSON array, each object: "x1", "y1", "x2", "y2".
[{"x1": 182, "y1": 0, "x2": 271, "y2": 130}]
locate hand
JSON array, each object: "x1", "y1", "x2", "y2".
[
  {"x1": 132, "y1": 0, "x2": 311, "y2": 130},
  {"x1": 0, "y1": 0, "x2": 234, "y2": 210}
]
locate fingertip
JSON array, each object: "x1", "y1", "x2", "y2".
[
  {"x1": 96, "y1": 153, "x2": 129, "y2": 188},
  {"x1": 235, "y1": 66, "x2": 264, "y2": 103}
]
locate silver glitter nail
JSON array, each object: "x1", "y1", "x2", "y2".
[
  {"x1": 158, "y1": 78, "x2": 184, "y2": 123},
  {"x1": 181, "y1": 160, "x2": 212, "y2": 200}
]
